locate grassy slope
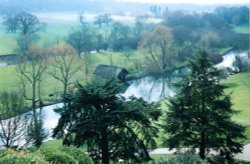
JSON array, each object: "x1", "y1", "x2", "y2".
[
  {"x1": 0, "y1": 24, "x2": 17, "y2": 54},
  {"x1": 0, "y1": 50, "x2": 145, "y2": 103},
  {"x1": 223, "y1": 72, "x2": 250, "y2": 143},
  {"x1": 234, "y1": 25, "x2": 249, "y2": 34},
  {"x1": 0, "y1": 20, "x2": 77, "y2": 55},
  {"x1": 1, "y1": 14, "x2": 249, "y2": 144}
]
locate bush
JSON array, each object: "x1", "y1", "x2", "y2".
[
  {"x1": 158, "y1": 151, "x2": 204, "y2": 164},
  {"x1": 0, "y1": 149, "x2": 48, "y2": 164},
  {"x1": 0, "y1": 155, "x2": 32, "y2": 164},
  {"x1": 61, "y1": 146, "x2": 93, "y2": 164},
  {"x1": 40, "y1": 144, "x2": 93, "y2": 164},
  {"x1": 0, "y1": 143, "x2": 93, "y2": 164},
  {"x1": 46, "y1": 153, "x2": 77, "y2": 164},
  {"x1": 40, "y1": 146, "x2": 76, "y2": 164}
]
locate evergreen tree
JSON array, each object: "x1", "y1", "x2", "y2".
[
  {"x1": 53, "y1": 79, "x2": 161, "y2": 164},
  {"x1": 162, "y1": 50, "x2": 246, "y2": 161}
]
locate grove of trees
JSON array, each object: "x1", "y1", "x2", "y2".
[
  {"x1": 162, "y1": 50, "x2": 246, "y2": 162},
  {"x1": 0, "y1": 4, "x2": 249, "y2": 163}
]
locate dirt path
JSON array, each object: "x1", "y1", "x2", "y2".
[
  {"x1": 149, "y1": 144, "x2": 250, "y2": 161},
  {"x1": 236, "y1": 144, "x2": 250, "y2": 161}
]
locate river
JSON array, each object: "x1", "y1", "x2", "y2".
[{"x1": 0, "y1": 51, "x2": 248, "y2": 147}]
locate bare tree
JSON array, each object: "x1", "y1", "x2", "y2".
[
  {"x1": 17, "y1": 46, "x2": 48, "y2": 148},
  {"x1": 48, "y1": 43, "x2": 83, "y2": 98},
  {"x1": 0, "y1": 91, "x2": 32, "y2": 148},
  {"x1": 140, "y1": 25, "x2": 177, "y2": 74}
]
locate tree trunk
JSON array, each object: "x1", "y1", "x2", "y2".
[
  {"x1": 199, "y1": 131, "x2": 205, "y2": 159},
  {"x1": 32, "y1": 82, "x2": 40, "y2": 148},
  {"x1": 200, "y1": 90, "x2": 206, "y2": 160},
  {"x1": 101, "y1": 127, "x2": 109, "y2": 164},
  {"x1": 63, "y1": 82, "x2": 68, "y2": 98}
]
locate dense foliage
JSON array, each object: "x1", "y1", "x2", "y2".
[
  {"x1": 162, "y1": 50, "x2": 246, "y2": 162},
  {"x1": 53, "y1": 79, "x2": 161, "y2": 164},
  {"x1": 0, "y1": 145, "x2": 93, "y2": 164}
]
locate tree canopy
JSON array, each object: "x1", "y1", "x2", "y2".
[
  {"x1": 53, "y1": 79, "x2": 161, "y2": 164},
  {"x1": 140, "y1": 25, "x2": 177, "y2": 74},
  {"x1": 162, "y1": 49, "x2": 246, "y2": 162},
  {"x1": 3, "y1": 12, "x2": 46, "y2": 35}
]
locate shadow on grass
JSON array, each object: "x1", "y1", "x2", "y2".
[{"x1": 225, "y1": 83, "x2": 238, "y2": 88}]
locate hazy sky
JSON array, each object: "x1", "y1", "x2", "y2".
[{"x1": 117, "y1": 0, "x2": 248, "y2": 4}]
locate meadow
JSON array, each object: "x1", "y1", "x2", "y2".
[
  {"x1": 234, "y1": 25, "x2": 250, "y2": 34},
  {"x1": 0, "y1": 12, "x2": 250, "y2": 144}
]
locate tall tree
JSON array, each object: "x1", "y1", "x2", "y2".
[
  {"x1": 67, "y1": 25, "x2": 94, "y2": 57},
  {"x1": 162, "y1": 50, "x2": 246, "y2": 162},
  {"x1": 53, "y1": 80, "x2": 161, "y2": 164},
  {"x1": 140, "y1": 25, "x2": 177, "y2": 74},
  {"x1": 16, "y1": 34, "x2": 39, "y2": 53},
  {"x1": 0, "y1": 91, "x2": 32, "y2": 148},
  {"x1": 3, "y1": 12, "x2": 46, "y2": 35},
  {"x1": 17, "y1": 47, "x2": 48, "y2": 148},
  {"x1": 109, "y1": 22, "x2": 137, "y2": 51},
  {"x1": 94, "y1": 14, "x2": 112, "y2": 28},
  {"x1": 48, "y1": 43, "x2": 82, "y2": 98}
]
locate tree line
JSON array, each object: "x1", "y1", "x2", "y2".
[
  {"x1": 0, "y1": 7, "x2": 248, "y2": 163},
  {"x1": 0, "y1": 49, "x2": 247, "y2": 163}
]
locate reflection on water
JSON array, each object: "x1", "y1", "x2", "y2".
[
  {"x1": 215, "y1": 51, "x2": 248, "y2": 71},
  {"x1": 123, "y1": 75, "x2": 177, "y2": 102},
  {"x1": 0, "y1": 103, "x2": 63, "y2": 147}
]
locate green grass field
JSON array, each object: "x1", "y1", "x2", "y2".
[
  {"x1": 0, "y1": 14, "x2": 250, "y2": 146},
  {"x1": 223, "y1": 72, "x2": 250, "y2": 143},
  {"x1": 0, "y1": 49, "x2": 145, "y2": 105},
  {"x1": 234, "y1": 25, "x2": 249, "y2": 34},
  {"x1": 0, "y1": 19, "x2": 78, "y2": 55}
]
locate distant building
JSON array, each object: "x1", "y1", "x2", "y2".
[{"x1": 93, "y1": 64, "x2": 129, "y2": 81}]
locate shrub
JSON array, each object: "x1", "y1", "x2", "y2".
[
  {"x1": 0, "y1": 149, "x2": 48, "y2": 164},
  {"x1": 40, "y1": 146, "x2": 76, "y2": 164},
  {"x1": 46, "y1": 153, "x2": 77, "y2": 164},
  {"x1": 0, "y1": 155, "x2": 31, "y2": 164},
  {"x1": 40, "y1": 144, "x2": 93, "y2": 164},
  {"x1": 158, "y1": 151, "x2": 203, "y2": 164},
  {"x1": 61, "y1": 146, "x2": 93, "y2": 164}
]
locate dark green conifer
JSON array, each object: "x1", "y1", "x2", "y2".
[
  {"x1": 53, "y1": 79, "x2": 161, "y2": 164},
  {"x1": 163, "y1": 49, "x2": 246, "y2": 162}
]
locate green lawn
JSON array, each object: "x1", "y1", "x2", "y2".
[
  {"x1": 0, "y1": 50, "x2": 145, "y2": 104},
  {"x1": 223, "y1": 72, "x2": 250, "y2": 143},
  {"x1": 0, "y1": 20, "x2": 78, "y2": 55},
  {"x1": 234, "y1": 25, "x2": 249, "y2": 34},
  {"x1": 217, "y1": 47, "x2": 234, "y2": 55},
  {"x1": 0, "y1": 24, "x2": 18, "y2": 54}
]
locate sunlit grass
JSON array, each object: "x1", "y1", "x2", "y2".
[
  {"x1": 234, "y1": 25, "x2": 249, "y2": 34},
  {"x1": 223, "y1": 72, "x2": 250, "y2": 143},
  {"x1": 0, "y1": 20, "x2": 78, "y2": 54},
  {"x1": 217, "y1": 47, "x2": 234, "y2": 55},
  {"x1": 0, "y1": 25, "x2": 17, "y2": 54},
  {"x1": 0, "y1": 50, "x2": 146, "y2": 102}
]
